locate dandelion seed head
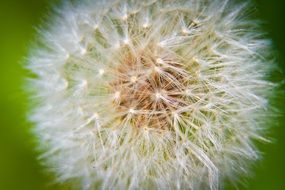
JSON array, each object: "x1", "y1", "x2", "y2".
[{"x1": 27, "y1": 0, "x2": 276, "y2": 189}]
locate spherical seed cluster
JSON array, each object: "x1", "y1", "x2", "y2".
[{"x1": 27, "y1": 0, "x2": 275, "y2": 189}]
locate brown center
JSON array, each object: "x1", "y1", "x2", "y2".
[{"x1": 110, "y1": 47, "x2": 189, "y2": 129}]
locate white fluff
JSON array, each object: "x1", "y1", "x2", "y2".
[{"x1": 27, "y1": 0, "x2": 275, "y2": 189}]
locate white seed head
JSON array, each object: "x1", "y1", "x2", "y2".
[{"x1": 27, "y1": 0, "x2": 277, "y2": 190}]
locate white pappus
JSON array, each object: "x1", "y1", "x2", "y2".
[{"x1": 27, "y1": 0, "x2": 276, "y2": 189}]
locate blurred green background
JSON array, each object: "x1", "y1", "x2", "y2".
[{"x1": 0, "y1": 0, "x2": 284, "y2": 189}]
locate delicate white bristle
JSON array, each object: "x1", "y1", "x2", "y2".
[{"x1": 27, "y1": 0, "x2": 276, "y2": 190}]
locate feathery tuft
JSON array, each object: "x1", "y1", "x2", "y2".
[{"x1": 27, "y1": 0, "x2": 276, "y2": 189}]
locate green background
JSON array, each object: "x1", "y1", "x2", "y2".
[{"x1": 0, "y1": 0, "x2": 284, "y2": 189}]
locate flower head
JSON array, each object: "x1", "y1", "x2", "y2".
[{"x1": 28, "y1": 0, "x2": 275, "y2": 189}]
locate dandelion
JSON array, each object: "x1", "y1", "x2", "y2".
[{"x1": 27, "y1": 0, "x2": 276, "y2": 189}]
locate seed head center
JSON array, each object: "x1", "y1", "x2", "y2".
[{"x1": 110, "y1": 49, "x2": 188, "y2": 129}]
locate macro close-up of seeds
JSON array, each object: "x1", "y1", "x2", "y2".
[{"x1": 23, "y1": 0, "x2": 282, "y2": 189}]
